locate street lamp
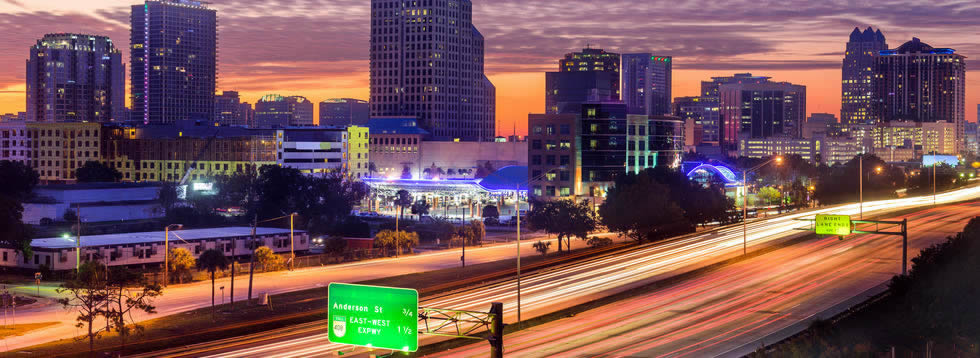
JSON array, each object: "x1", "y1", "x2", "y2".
[
  {"x1": 515, "y1": 165, "x2": 565, "y2": 324},
  {"x1": 164, "y1": 224, "x2": 184, "y2": 287},
  {"x1": 742, "y1": 156, "x2": 782, "y2": 256}
]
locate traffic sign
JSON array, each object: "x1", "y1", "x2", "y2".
[
  {"x1": 327, "y1": 283, "x2": 418, "y2": 352},
  {"x1": 815, "y1": 214, "x2": 852, "y2": 236}
]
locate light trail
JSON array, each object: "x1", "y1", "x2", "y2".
[{"x1": 198, "y1": 187, "x2": 980, "y2": 358}]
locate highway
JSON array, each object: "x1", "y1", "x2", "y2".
[
  {"x1": 3, "y1": 230, "x2": 598, "y2": 351},
  {"x1": 169, "y1": 187, "x2": 980, "y2": 358}
]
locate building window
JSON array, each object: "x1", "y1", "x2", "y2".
[
  {"x1": 531, "y1": 140, "x2": 542, "y2": 150},
  {"x1": 531, "y1": 155, "x2": 542, "y2": 165}
]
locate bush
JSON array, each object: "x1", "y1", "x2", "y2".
[
  {"x1": 254, "y1": 246, "x2": 285, "y2": 272},
  {"x1": 587, "y1": 236, "x2": 612, "y2": 248},
  {"x1": 533, "y1": 241, "x2": 552, "y2": 256}
]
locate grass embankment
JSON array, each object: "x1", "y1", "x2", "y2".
[
  {"x1": 0, "y1": 323, "x2": 58, "y2": 340},
  {"x1": 751, "y1": 217, "x2": 980, "y2": 357},
  {"x1": 10, "y1": 242, "x2": 628, "y2": 357}
]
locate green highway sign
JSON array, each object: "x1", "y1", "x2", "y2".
[
  {"x1": 815, "y1": 214, "x2": 852, "y2": 236},
  {"x1": 328, "y1": 283, "x2": 419, "y2": 352}
]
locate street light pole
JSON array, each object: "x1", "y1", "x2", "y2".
[
  {"x1": 163, "y1": 224, "x2": 183, "y2": 287},
  {"x1": 289, "y1": 213, "x2": 296, "y2": 271},
  {"x1": 514, "y1": 183, "x2": 521, "y2": 324},
  {"x1": 859, "y1": 155, "x2": 863, "y2": 220},
  {"x1": 742, "y1": 157, "x2": 782, "y2": 256},
  {"x1": 743, "y1": 170, "x2": 748, "y2": 256},
  {"x1": 933, "y1": 152, "x2": 937, "y2": 206},
  {"x1": 514, "y1": 166, "x2": 565, "y2": 324}
]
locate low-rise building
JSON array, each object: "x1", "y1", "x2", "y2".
[
  {"x1": 738, "y1": 136, "x2": 817, "y2": 162},
  {"x1": 22, "y1": 182, "x2": 164, "y2": 225},
  {"x1": 5, "y1": 227, "x2": 308, "y2": 271}
]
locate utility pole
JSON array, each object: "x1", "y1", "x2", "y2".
[
  {"x1": 489, "y1": 302, "x2": 504, "y2": 358},
  {"x1": 289, "y1": 213, "x2": 295, "y2": 271},
  {"x1": 247, "y1": 215, "x2": 257, "y2": 303},
  {"x1": 75, "y1": 204, "x2": 81, "y2": 273},
  {"x1": 859, "y1": 155, "x2": 863, "y2": 219},
  {"x1": 164, "y1": 227, "x2": 170, "y2": 287}
]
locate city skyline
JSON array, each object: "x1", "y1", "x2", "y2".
[{"x1": 0, "y1": 0, "x2": 978, "y2": 134}]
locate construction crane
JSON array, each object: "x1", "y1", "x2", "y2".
[{"x1": 178, "y1": 129, "x2": 220, "y2": 186}]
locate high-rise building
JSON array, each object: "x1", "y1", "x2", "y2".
[
  {"x1": 320, "y1": 98, "x2": 370, "y2": 126},
  {"x1": 254, "y1": 95, "x2": 314, "y2": 128},
  {"x1": 26, "y1": 34, "x2": 125, "y2": 122},
  {"x1": 369, "y1": 0, "x2": 496, "y2": 141},
  {"x1": 215, "y1": 91, "x2": 250, "y2": 126},
  {"x1": 528, "y1": 101, "x2": 682, "y2": 201},
  {"x1": 622, "y1": 54, "x2": 672, "y2": 116},
  {"x1": 545, "y1": 71, "x2": 616, "y2": 114},
  {"x1": 131, "y1": 0, "x2": 217, "y2": 124},
  {"x1": 673, "y1": 96, "x2": 708, "y2": 143},
  {"x1": 559, "y1": 48, "x2": 620, "y2": 100},
  {"x1": 873, "y1": 38, "x2": 966, "y2": 152},
  {"x1": 842, "y1": 27, "x2": 887, "y2": 125},
  {"x1": 699, "y1": 74, "x2": 770, "y2": 144},
  {"x1": 717, "y1": 77, "x2": 806, "y2": 150}
]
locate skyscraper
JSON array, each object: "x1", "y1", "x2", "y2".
[
  {"x1": 369, "y1": 0, "x2": 496, "y2": 141},
  {"x1": 559, "y1": 48, "x2": 620, "y2": 100},
  {"x1": 131, "y1": 0, "x2": 217, "y2": 124},
  {"x1": 718, "y1": 79, "x2": 806, "y2": 150},
  {"x1": 26, "y1": 34, "x2": 125, "y2": 122},
  {"x1": 320, "y1": 98, "x2": 370, "y2": 126},
  {"x1": 873, "y1": 38, "x2": 967, "y2": 151},
  {"x1": 842, "y1": 27, "x2": 887, "y2": 125},
  {"x1": 698, "y1": 73, "x2": 770, "y2": 144},
  {"x1": 622, "y1": 54, "x2": 672, "y2": 116}
]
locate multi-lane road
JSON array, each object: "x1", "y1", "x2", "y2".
[
  {"x1": 5, "y1": 231, "x2": 599, "y2": 351},
  {"x1": 167, "y1": 187, "x2": 980, "y2": 357}
]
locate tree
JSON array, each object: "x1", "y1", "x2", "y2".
[
  {"x1": 757, "y1": 187, "x2": 781, "y2": 206},
  {"x1": 167, "y1": 248, "x2": 196, "y2": 284},
  {"x1": 533, "y1": 241, "x2": 552, "y2": 256},
  {"x1": 411, "y1": 199, "x2": 431, "y2": 219},
  {"x1": 587, "y1": 236, "x2": 613, "y2": 248},
  {"x1": 0, "y1": 161, "x2": 38, "y2": 258},
  {"x1": 254, "y1": 246, "x2": 284, "y2": 272},
  {"x1": 526, "y1": 199, "x2": 598, "y2": 252},
  {"x1": 394, "y1": 189, "x2": 412, "y2": 221},
  {"x1": 196, "y1": 249, "x2": 229, "y2": 319},
  {"x1": 401, "y1": 165, "x2": 413, "y2": 179},
  {"x1": 475, "y1": 161, "x2": 496, "y2": 179},
  {"x1": 76, "y1": 161, "x2": 122, "y2": 183},
  {"x1": 599, "y1": 171, "x2": 686, "y2": 243},
  {"x1": 57, "y1": 261, "x2": 111, "y2": 354},
  {"x1": 325, "y1": 237, "x2": 348, "y2": 255},
  {"x1": 482, "y1": 205, "x2": 500, "y2": 224},
  {"x1": 105, "y1": 266, "x2": 162, "y2": 354},
  {"x1": 368, "y1": 162, "x2": 378, "y2": 178},
  {"x1": 374, "y1": 230, "x2": 419, "y2": 256},
  {"x1": 63, "y1": 208, "x2": 78, "y2": 223},
  {"x1": 159, "y1": 182, "x2": 179, "y2": 215},
  {"x1": 453, "y1": 220, "x2": 485, "y2": 247}
]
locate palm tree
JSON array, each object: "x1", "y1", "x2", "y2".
[{"x1": 196, "y1": 249, "x2": 229, "y2": 319}]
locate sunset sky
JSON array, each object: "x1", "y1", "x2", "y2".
[{"x1": 1, "y1": 0, "x2": 978, "y2": 135}]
